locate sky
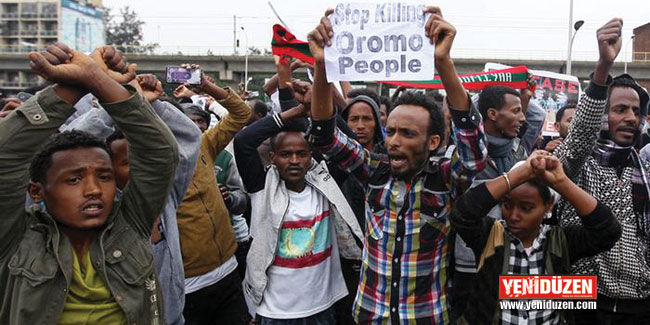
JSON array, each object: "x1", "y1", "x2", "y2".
[{"x1": 102, "y1": 0, "x2": 650, "y2": 62}]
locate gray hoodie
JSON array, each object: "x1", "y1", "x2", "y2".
[
  {"x1": 340, "y1": 95, "x2": 385, "y2": 153},
  {"x1": 64, "y1": 97, "x2": 202, "y2": 325}
]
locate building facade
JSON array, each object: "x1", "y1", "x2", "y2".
[{"x1": 0, "y1": 0, "x2": 103, "y2": 91}]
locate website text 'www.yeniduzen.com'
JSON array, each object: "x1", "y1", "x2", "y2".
[
  {"x1": 500, "y1": 299, "x2": 597, "y2": 310},
  {"x1": 499, "y1": 275, "x2": 597, "y2": 310}
]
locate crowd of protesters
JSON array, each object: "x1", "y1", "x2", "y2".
[{"x1": 1, "y1": 5, "x2": 650, "y2": 325}]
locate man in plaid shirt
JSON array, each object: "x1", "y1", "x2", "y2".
[{"x1": 307, "y1": 7, "x2": 488, "y2": 324}]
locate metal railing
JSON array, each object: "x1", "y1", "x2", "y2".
[
  {"x1": 0, "y1": 12, "x2": 19, "y2": 18},
  {"x1": 39, "y1": 30, "x2": 57, "y2": 36},
  {"x1": 39, "y1": 13, "x2": 57, "y2": 19},
  {"x1": 19, "y1": 12, "x2": 38, "y2": 19},
  {"x1": 20, "y1": 30, "x2": 38, "y2": 36},
  {"x1": 1, "y1": 29, "x2": 19, "y2": 36}
]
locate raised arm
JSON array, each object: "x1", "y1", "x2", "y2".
[
  {"x1": 74, "y1": 45, "x2": 178, "y2": 236},
  {"x1": 306, "y1": 9, "x2": 384, "y2": 184},
  {"x1": 144, "y1": 74, "x2": 202, "y2": 205},
  {"x1": 234, "y1": 104, "x2": 309, "y2": 193},
  {"x1": 0, "y1": 78, "x2": 81, "y2": 256},
  {"x1": 517, "y1": 76, "x2": 546, "y2": 153},
  {"x1": 533, "y1": 153, "x2": 621, "y2": 261},
  {"x1": 184, "y1": 66, "x2": 250, "y2": 160},
  {"x1": 554, "y1": 18, "x2": 621, "y2": 177},
  {"x1": 450, "y1": 182, "x2": 500, "y2": 256},
  {"x1": 428, "y1": 11, "x2": 487, "y2": 194},
  {"x1": 262, "y1": 59, "x2": 312, "y2": 96},
  {"x1": 425, "y1": 6, "x2": 469, "y2": 110}
]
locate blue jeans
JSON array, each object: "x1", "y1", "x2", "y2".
[{"x1": 256, "y1": 305, "x2": 336, "y2": 325}]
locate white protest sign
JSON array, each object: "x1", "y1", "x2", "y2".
[{"x1": 324, "y1": 2, "x2": 434, "y2": 82}]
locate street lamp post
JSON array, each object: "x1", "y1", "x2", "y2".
[
  {"x1": 567, "y1": 19, "x2": 584, "y2": 76},
  {"x1": 240, "y1": 26, "x2": 249, "y2": 92},
  {"x1": 625, "y1": 35, "x2": 635, "y2": 74}
]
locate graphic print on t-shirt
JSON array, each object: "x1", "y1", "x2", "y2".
[{"x1": 274, "y1": 210, "x2": 332, "y2": 268}]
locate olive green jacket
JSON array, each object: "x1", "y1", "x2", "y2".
[{"x1": 0, "y1": 86, "x2": 179, "y2": 325}]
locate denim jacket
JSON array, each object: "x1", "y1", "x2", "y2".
[{"x1": 0, "y1": 86, "x2": 179, "y2": 325}]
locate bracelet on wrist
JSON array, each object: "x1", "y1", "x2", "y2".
[{"x1": 502, "y1": 172, "x2": 512, "y2": 192}]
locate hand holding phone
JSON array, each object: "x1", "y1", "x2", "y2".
[{"x1": 166, "y1": 66, "x2": 202, "y2": 85}]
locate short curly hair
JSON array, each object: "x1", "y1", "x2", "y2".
[
  {"x1": 29, "y1": 130, "x2": 110, "y2": 184},
  {"x1": 478, "y1": 85, "x2": 521, "y2": 119},
  {"x1": 393, "y1": 91, "x2": 444, "y2": 138}
]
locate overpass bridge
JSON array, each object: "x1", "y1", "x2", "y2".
[{"x1": 2, "y1": 53, "x2": 650, "y2": 93}]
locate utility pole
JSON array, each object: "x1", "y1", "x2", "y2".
[
  {"x1": 233, "y1": 15, "x2": 237, "y2": 55},
  {"x1": 566, "y1": 0, "x2": 574, "y2": 75}
]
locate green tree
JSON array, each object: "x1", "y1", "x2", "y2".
[{"x1": 104, "y1": 6, "x2": 158, "y2": 54}]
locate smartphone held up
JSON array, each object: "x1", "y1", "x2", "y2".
[{"x1": 166, "y1": 66, "x2": 202, "y2": 85}]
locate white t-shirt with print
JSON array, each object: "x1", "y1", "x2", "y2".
[{"x1": 256, "y1": 185, "x2": 347, "y2": 319}]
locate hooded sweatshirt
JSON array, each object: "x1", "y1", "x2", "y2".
[{"x1": 340, "y1": 95, "x2": 386, "y2": 154}]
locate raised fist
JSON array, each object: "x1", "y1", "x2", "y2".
[
  {"x1": 29, "y1": 42, "x2": 103, "y2": 86},
  {"x1": 90, "y1": 45, "x2": 137, "y2": 84}
]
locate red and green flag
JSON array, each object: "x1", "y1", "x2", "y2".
[
  {"x1": 271, "y1": 24, "x2": 314, "y2": 65},
  {"x1": 381, "y1": 66, "x2": 531, "y2": 90}
]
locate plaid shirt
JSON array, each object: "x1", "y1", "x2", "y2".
[
  {"x1": 312, "y1": 104, "x2": 487, "y2": 323},
  {"x1": 502, "y1": 222, "x2": 559, "y2": 325}
]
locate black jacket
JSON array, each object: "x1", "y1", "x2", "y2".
[{"x1": 451, "y1": 183, "x2": 621, "y2": 324}]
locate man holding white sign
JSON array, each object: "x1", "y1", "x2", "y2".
[
  {"x1": 324, "y1": 2, "x2": 435, "y2": 82},
  {"x1": 309, "y1": 5, "x2": 487, "y2": 324}
]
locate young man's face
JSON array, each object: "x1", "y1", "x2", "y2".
[
  {"x1": 502, "y1": 183, "x2": 551, "y2": 246},
  {"x1": 270, "y1": 132, "x2": 312, "y2": 191},
  {"x1": 385, "y1": 105, "x2": 439, "y2": 182},
  {"x1": 489, "y1": 93, "x2": 525, "y2": 138},
  {"x1": 608, "y1": 87, "x2": 641, "y2": 146},
  {"x1": 189, "y1": 114, "x2": 208, "y2": 133},
  {"x1": 29, "y1": 147, "x2": 116, "y2": 230},
  {"x1": 109, "y1": 138, "x2": 129, "y2": 190},
  {"x1": 488, "y1": 94, "x2": 526, "y2": 139},
  {"x1": 347, "y1": 102, "x2": 377, "y2": 149},
  {"x1": 554, "y1": 107, "x2": 575, "y2": 139}
]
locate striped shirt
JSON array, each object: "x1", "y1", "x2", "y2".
[{"x1": 311, "y1": 104, "x2": 487, "y2": 323}]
